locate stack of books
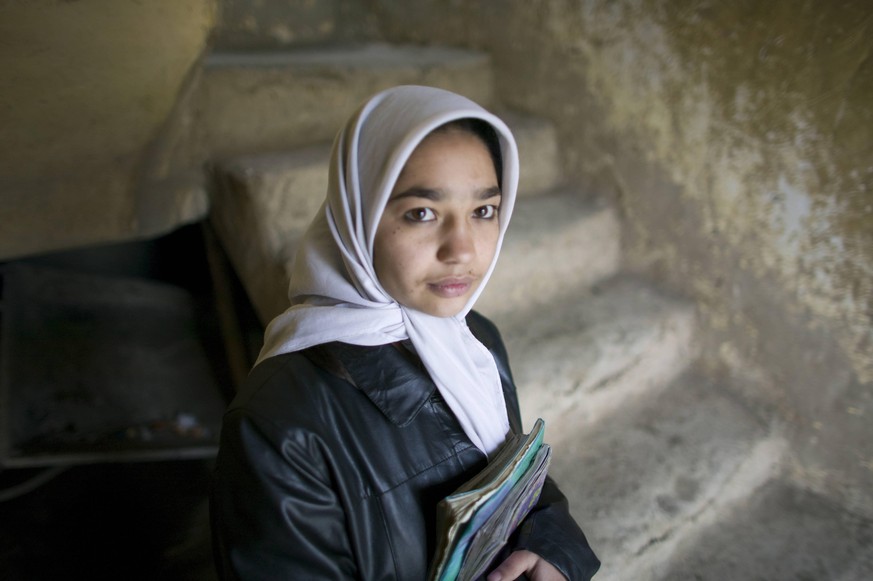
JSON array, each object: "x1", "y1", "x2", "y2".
[{"x1": 428, "y1": 418, "x2": 552, "y2": 581}]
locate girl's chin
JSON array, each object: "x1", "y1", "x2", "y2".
[{"x1": 404, "y1": 297, "x2": 469, "y2": 318}]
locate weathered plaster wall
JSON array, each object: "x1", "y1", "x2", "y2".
[
  {"x1": 215, "y1": 0, "x2": 379, "y2": 48},
  {"x1": 371, "y1": 0, "x2": 873, "y2": 511},
  {"x1": 0, "y1": 0, "x2": 217, "y2": 260}
]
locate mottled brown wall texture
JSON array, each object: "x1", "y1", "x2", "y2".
[
  {"x1": 0, "y1": 0, "x2": 217, "y2": 259},
  {"x1": 371, "y1": 0, "x2": 873, "y2": 513}
]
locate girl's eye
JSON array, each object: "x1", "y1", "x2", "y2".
[
  {"x1": 404, "y1": 207, "x2": 436, "y2": 222},
  {"x1": 474, "y1": 205, "x2": 498, "y2": 219}
]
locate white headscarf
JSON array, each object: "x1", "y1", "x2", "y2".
[{"x1": 256, "y1": 85, "x2": 519, "y2": 455}]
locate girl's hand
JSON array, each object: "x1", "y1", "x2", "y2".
[{"x1": 486, "y1": 550, "x2": 567, "y2": 581}]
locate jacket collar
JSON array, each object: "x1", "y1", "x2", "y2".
[{"x1": 325, "y1": 341, "x2": 435, "y2": 428}]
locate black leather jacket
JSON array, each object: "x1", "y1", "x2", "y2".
[{"x1": 210, "y1": 311, "x2": 600, "y2": 580}]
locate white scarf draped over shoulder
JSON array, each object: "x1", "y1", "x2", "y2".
[{"x1": 256, "y1": 85, "x2": 519, "y2": 456}]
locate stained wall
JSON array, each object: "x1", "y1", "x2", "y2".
[
  {"x1": 371, "y1": 0, "x2": 873, "y2": 512},
  {"x1": 0, "y1": 0, "x2": 217, "y2": 260}
]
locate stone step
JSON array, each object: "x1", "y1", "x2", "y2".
[
  {"x1": 547, "y1": 369, "x2": 787, "y2": 580},
  {"x1": 477, "y1": 189, "x2": 621, "y2": 318},
  {"x1": 657, "y1": 478, "x2": 873, "y2": 580},
  {"x1": 210, "y1": 118, "x2": 574, "y2": 323},
  {"x1": 497, "y1": 110, "x2": 562, "y2": 197},
  {"x1": 209, "y1": 146, "x2": 331, "y2": 324},
  {"x1": 214, "y1": 0, "x2": 349, "y2": 50},
  {"x1": 197, "y1": 43, "x2": 494, "y2": 159},
  {"x1": 210, "y1": 110, "x2": 561, "y2": 209},
  {"x1": 493, "y1": 276, "x2": 696, "y2": 432}
]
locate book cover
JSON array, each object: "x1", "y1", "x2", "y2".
[{"x1": 429, "y1": 419, "x2": 552, "y2": 581}]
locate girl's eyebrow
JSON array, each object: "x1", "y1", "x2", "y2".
[
  {"x1": 390, "y1": 187, "x2": 442, "y2": 202},
  {"x1": 477, "y1": 186, "x2": 502, "y2": 200},
  {"x1": 389, "y1": 186, "x2": 502, "y2": 203}
]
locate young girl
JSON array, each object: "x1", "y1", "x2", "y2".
[{"x1": 210, "y1": 85, "x2": 599, "y2": 580}]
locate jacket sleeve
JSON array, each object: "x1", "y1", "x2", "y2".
[
  {"x1": 513, "y1": 476, "x2": 601, "y2": 580},
  {"x1": 210, "y1": 407, "x2": 358, "y2": 580}
]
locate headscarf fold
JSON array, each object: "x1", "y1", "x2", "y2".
[{"x1": 256, "y1": 85, "x2": 519, "y2": 455}]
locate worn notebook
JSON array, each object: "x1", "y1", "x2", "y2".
[{"x1": 428, "y1": 418, "x2": 552, "y2": 581}]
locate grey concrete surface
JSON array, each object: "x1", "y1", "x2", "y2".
[
  {"x1": 477, "y1": 190, "x2": 621, "y2": 320},
  {"x1": 495, "y1": 276, "x2": 696, "y2": 432},
  {"x1": 663, "y1": 479, "x2": 873, "y2": 580},
  {"x1": 554, "y1": 370, "x2": 786, "y2": 579}
]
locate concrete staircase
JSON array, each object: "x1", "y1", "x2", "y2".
[{"x1": 206, "y1": 42, "x2": 873, "y2": 580}]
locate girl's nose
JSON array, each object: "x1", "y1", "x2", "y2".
[{"x1": 437, "y1": 218, "x2": 475, "y2": 264}]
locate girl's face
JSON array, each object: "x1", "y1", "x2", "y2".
[{"x1": 374, "y1": 128, "x2": 501, "y2": 318}]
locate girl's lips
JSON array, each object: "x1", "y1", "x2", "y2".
[{"x1": 427, "y1": 277, "x2": 474, "y2": 298}]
